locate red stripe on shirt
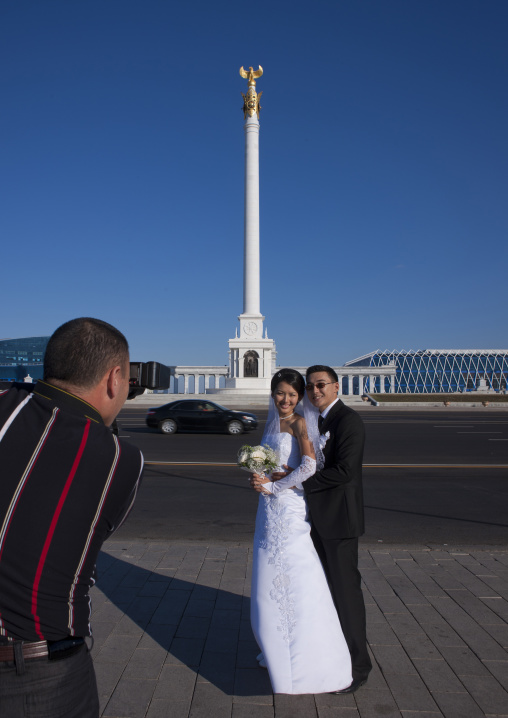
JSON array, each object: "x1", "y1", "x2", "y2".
[
  {"x1": 31, "y1": 420, "x2": 91, "y2": 639},
  {"x1": 68, "y1": 438, "x2": 122, "y2": 635}
]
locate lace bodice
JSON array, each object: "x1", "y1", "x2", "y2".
[
  {"x1": 268, "y1": 432, "x2": 301, "y2": 472},
  {"x1": 263, "y1": 432, "x2": 315, "y2": 495}
]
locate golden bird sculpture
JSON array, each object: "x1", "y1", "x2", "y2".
[{"x1": 239, "y1": 66, "x2": 263, "y2": 85}]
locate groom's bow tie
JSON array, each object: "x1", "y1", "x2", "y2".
[{"x1": 318, "y1": 415, "x2": 324, "y2": 432}]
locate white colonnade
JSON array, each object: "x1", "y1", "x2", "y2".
[{"x1": 159, "y1": 365, "x2": 396, "y2": 395}]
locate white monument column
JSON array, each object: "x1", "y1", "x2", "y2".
[
  {"x1": 218, "y1": 65, "x2": 276, "y2": 394},
  {"x1": 237, "y1": 66, "x2": 264, "y2": 339},
  {"x1": 243, "y1": 112, "x2": 261, "y2": 316}
]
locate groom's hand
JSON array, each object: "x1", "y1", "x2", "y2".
[{"x1": 271, "y1": 465, "x2": 294, "y2": 481}]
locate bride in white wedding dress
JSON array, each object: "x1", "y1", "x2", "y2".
[{"x1": 250, "y1": 369, "x2": 352, "y2": 695}]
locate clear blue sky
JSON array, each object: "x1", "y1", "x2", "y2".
[{"x1": 2, "y1": 0, "x2": 507, "y2": 367}]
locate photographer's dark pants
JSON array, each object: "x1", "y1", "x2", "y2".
[
  {"x1": 0, "y1": 641, "x2": 99, "y2": 717},
  {"x1": 311, "y1": 531, "x2": 372, "y2": 682}
]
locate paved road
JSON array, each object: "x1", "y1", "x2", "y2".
[{"x1": 113, "y1": 406, "x2": 508, "y2": 546}]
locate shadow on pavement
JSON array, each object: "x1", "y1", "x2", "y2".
[{"x1": 93, "y1": 551, "x2": 271, "y2": 698}]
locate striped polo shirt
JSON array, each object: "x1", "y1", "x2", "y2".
[{"x1": 0, "y1": 381, "x2": 144, "y2": 642}]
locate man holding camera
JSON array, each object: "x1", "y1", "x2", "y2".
[{"x1": 0, "y1": 318, "x2": 144, "y2": 717}]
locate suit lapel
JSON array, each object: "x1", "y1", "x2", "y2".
[{"x1": 320, "y1": 399, "x2": 344, "y2": 434}]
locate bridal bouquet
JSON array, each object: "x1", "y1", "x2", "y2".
[{"x1": 237, "y1": 444, "x2": 279, "y2": 476}]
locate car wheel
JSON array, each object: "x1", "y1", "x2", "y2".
[
  {"x1": 227, "y1": 420, "x2": 244, "y2": 435},
  {"x1": 159, "y1": 419, "x2": 177, "y2": 434}
]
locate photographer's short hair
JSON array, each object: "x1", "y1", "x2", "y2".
[
  {"x1": 306, "y1": 365, "x2": 339, "y2": 383},
  {"x1": 44, "y1": 318, "x2": 129, "y2": 390}
]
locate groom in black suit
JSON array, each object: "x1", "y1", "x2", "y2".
[{"x1": 303, "y1": 365, "x2": 371, "y2": 693}]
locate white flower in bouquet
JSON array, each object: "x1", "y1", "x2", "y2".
[
  {"x1": 237, "y1": 444, "x2": 279, "y2": 476},
  {"x1": 238, "y1": 450, "x2": 249, "y2": 465}
]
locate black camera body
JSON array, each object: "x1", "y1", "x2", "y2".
[{"x1": 128, "y1": 362, "x2": 171, "y2": 399}]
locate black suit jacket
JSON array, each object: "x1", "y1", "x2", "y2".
[{"x1": 303, "y1": 399, "x2": 365, "y2": 540}]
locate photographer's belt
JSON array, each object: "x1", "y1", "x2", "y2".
[{"x1": 0, "y1": 637, "x2": 85, "y2": 662}]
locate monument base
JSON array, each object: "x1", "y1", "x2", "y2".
[
  {"x1": 225, "y1": 377, "x2": 271, "y2": 390},
  {"x1": 206, "y1": 376, "x2": 271, "y2": 396}
]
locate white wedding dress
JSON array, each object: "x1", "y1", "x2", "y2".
[{"x1": 250, "y1": 432, "x2": 352, "y2": 694}]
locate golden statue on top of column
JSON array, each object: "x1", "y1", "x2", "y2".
[{"x1": 240, "y1": 66, "x2": 263, "y2": 119}]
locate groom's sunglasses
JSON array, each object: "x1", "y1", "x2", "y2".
[{"x1": 305, "y1": 381, "x2": 334, "y2": 391}]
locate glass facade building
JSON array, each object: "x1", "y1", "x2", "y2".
[
  {"x1": 0, "y1": 336, "x2": 49, "y2": 382},
  {"x1": 345, "y1": 349, "x2": 508, "y2": 394}
]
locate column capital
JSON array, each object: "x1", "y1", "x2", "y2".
[{"x1": 240, "y1": 66, "x2": 263, "y2": 119}]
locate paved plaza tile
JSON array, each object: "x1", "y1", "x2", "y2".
[{"x1": 91, "y1": 542, "x2": 508, "y2": 717}]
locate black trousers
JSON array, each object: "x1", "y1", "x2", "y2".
[
  {"x1": 311, "y1": 530, "x2": 372, "y2": 681},
  {"x1": 0, "y1": 643, "x2": 99, "y2": 718}
]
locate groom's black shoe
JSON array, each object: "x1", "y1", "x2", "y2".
[{"x1": 331, "y1": 677, "x2": 368, "y2": 694}]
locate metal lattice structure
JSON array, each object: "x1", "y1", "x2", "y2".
[{"x1": 344, "y1": 349, "x2": 508, "y2": 394}]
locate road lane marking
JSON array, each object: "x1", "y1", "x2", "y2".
[
  {"x1": 144, "y1": 461, "x2": 508, "y2": 468},
  {"x1": 363, "y1": 505, "x2": 508, "y2": 528},
  {"x1": 364, "y1": 420, "x2": 508, "y2": 424},
  {"x1": 361, "y1": 463, "x2": 508, "y2": 468},
  {"x1": 146, "y1": 462, "x2": 239, "y2": 466},
  {"x1": 364, "y1": 420, "x2": 462, "y2": 424}
]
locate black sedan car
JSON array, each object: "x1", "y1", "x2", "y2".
[{"x1": 145, "y1": 399, "x2": 258, "y2": 435}]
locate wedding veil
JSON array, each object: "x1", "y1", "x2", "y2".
[{"x1": 260, "y1": 394, "x2": 284, "y2": 447}]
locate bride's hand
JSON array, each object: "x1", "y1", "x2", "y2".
[
  {"x1": 271, "y1": 465, "x2": 294, "y2": 481},
  {"x1": 250, "y1": 473, "x2": 271, "y2": 494}
]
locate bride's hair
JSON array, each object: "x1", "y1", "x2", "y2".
[{"x1": 271, "y1": 369, "x2": 305, "y2": 400}]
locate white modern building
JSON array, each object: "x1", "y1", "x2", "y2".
[{"x1": 159, "y1": 350, "x2": 508, "y2": 397}]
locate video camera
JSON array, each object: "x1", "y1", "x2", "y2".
[{"x1": 128, "y1": 362, "x2": 171, "y2": 399}]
